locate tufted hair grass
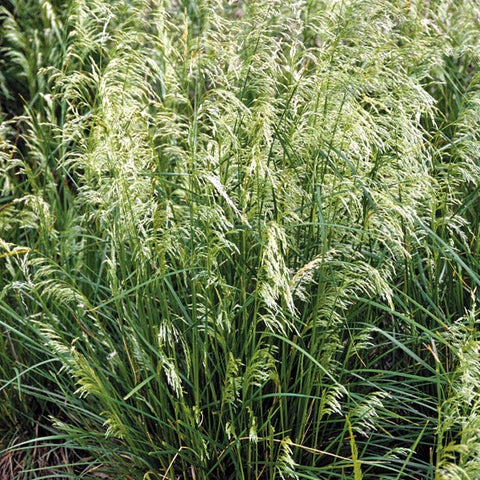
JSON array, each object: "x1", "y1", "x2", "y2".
[{"x1": 1, "y1": 0, "x2": 479, "y2": 478}]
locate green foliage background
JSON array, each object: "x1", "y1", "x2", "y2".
[{"x1": 1, "y1": 0, "x2": 479, "y2": 478}]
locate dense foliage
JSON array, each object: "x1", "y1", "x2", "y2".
[{"x1": 1, "y1": 0, "x2": 479, "y2": 478}]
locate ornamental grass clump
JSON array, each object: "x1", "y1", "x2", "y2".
[{"x1": 1, "y1": 0, "x2": 479, "y2": 479}]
